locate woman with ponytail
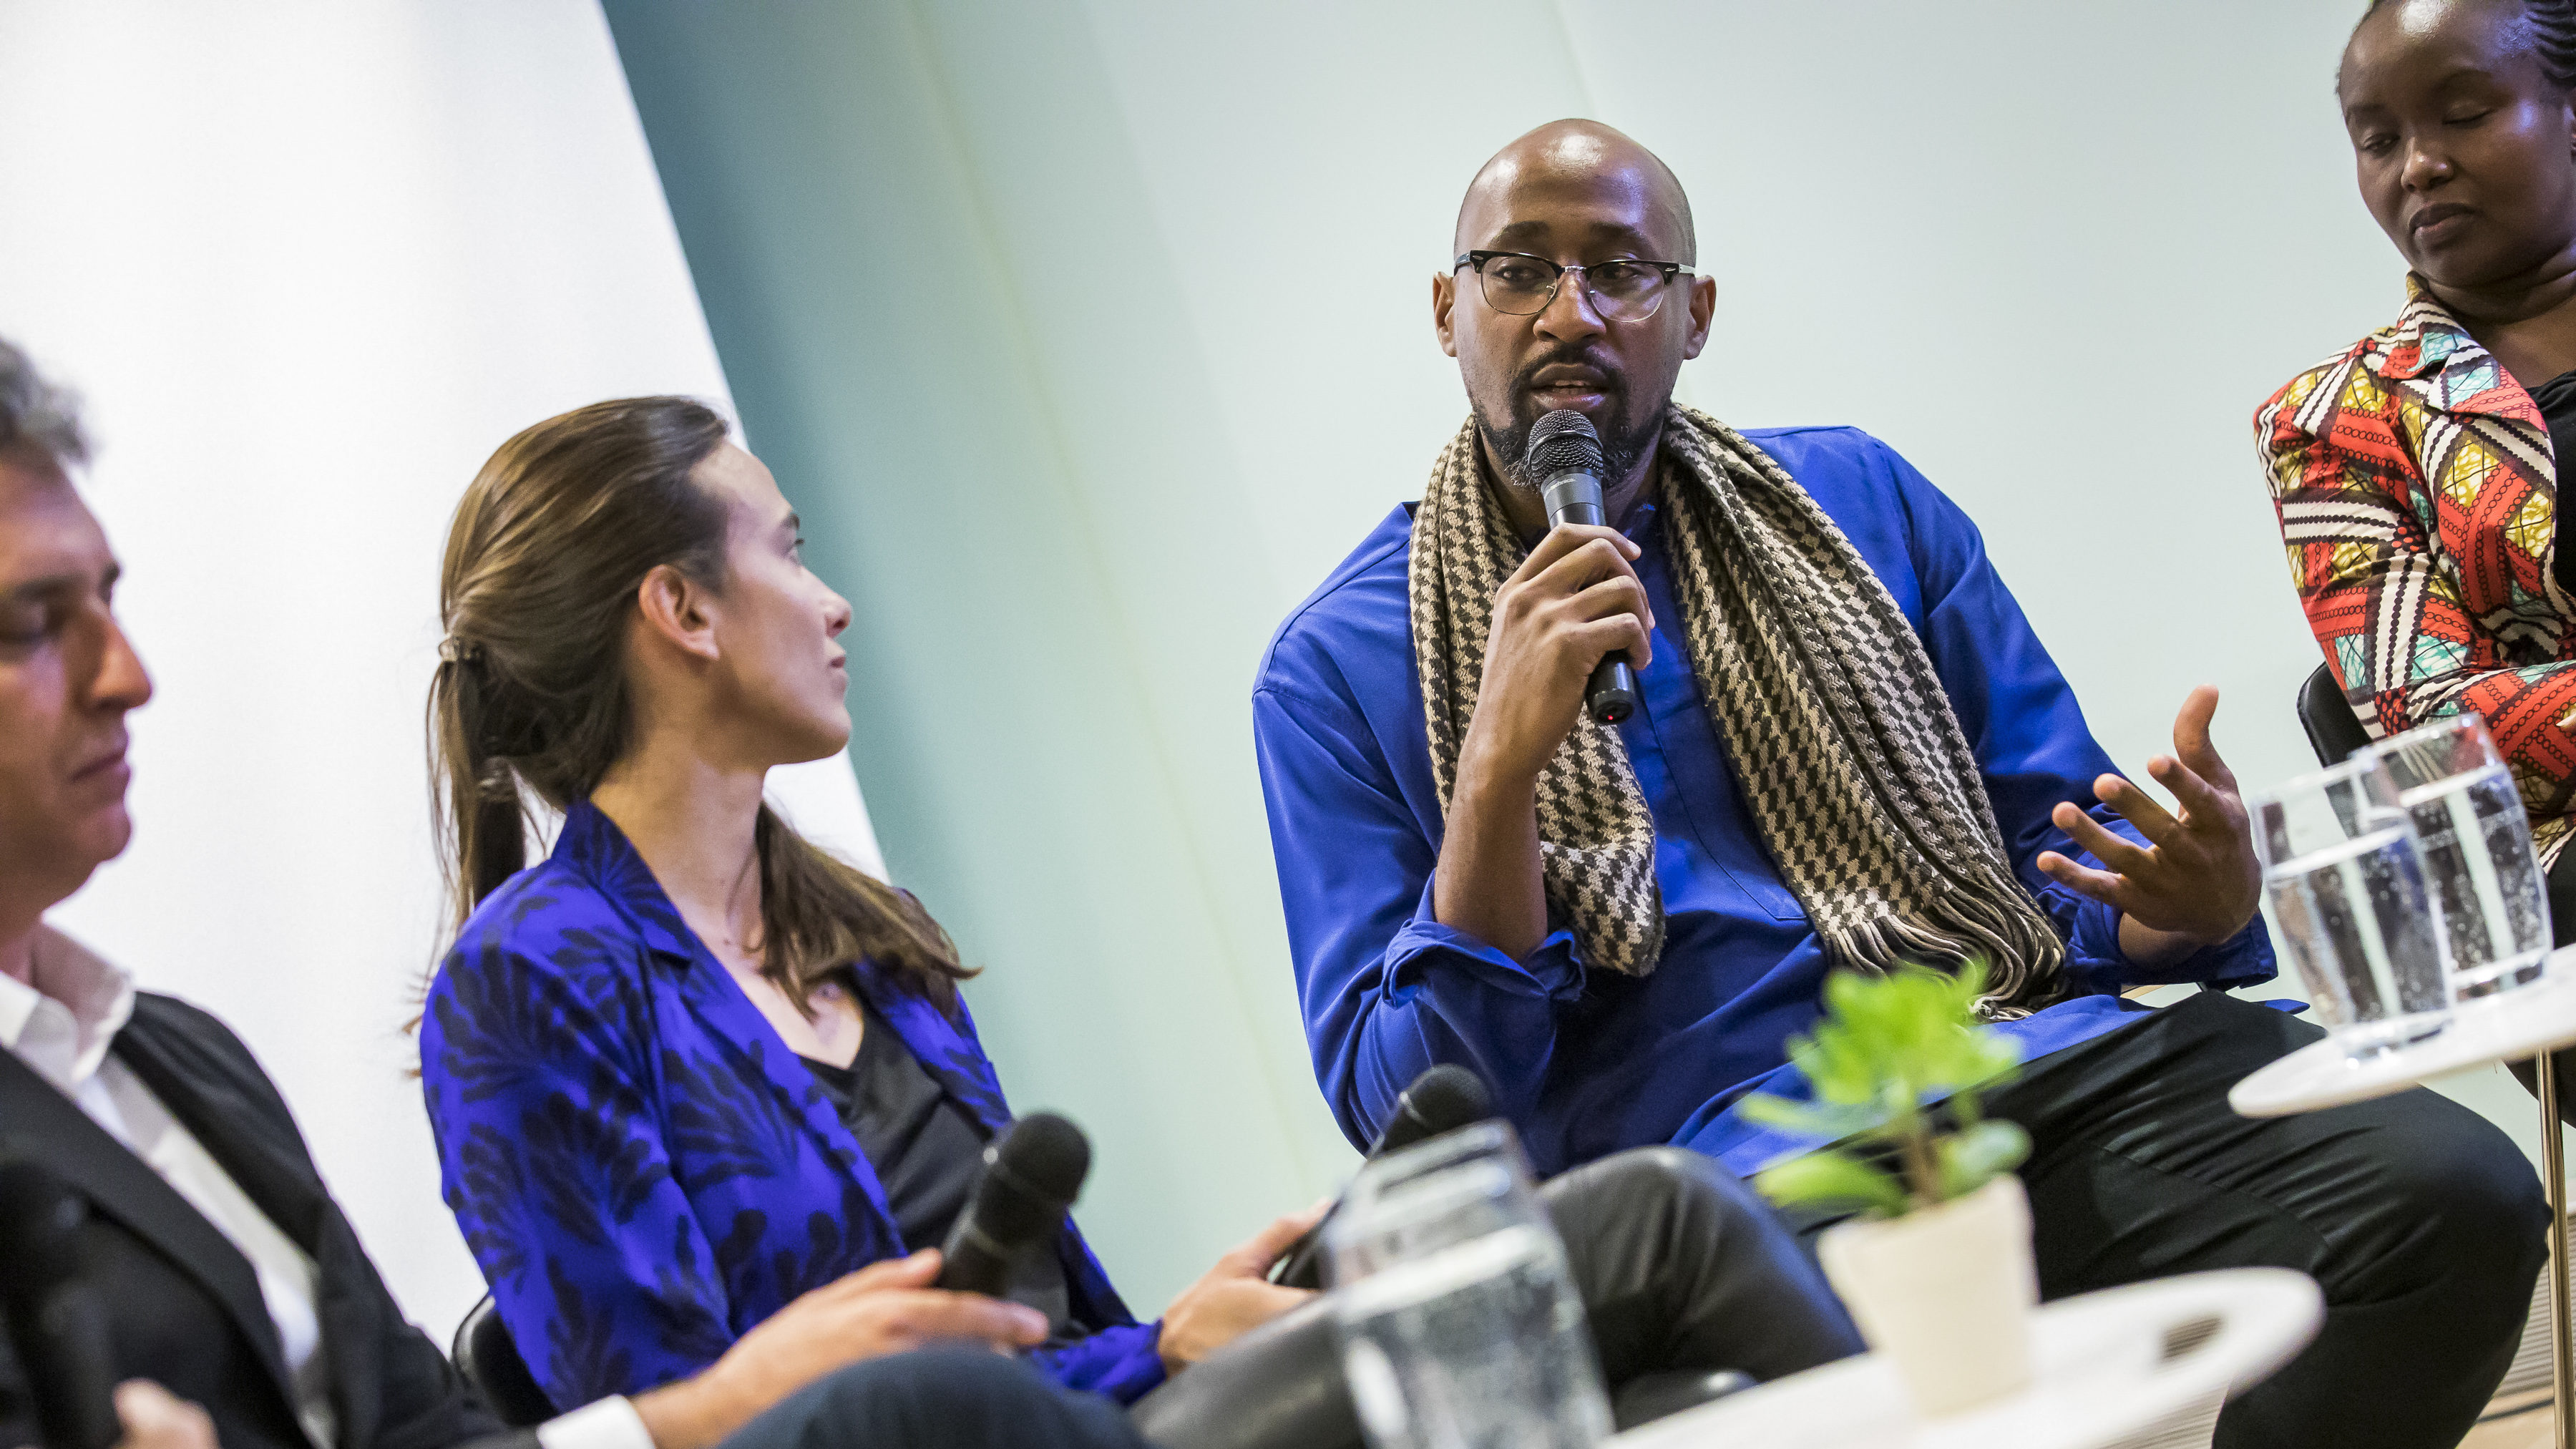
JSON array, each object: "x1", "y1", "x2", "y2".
[
  {"x1": 2260, "y1": 0, "x2": 2576, "y2": 1120},
  {"x1": 414, "y1": 398, "x2": 1864, "y2": 1437},
  {"x1": 418, "y1": 399, "x2": 1317, "y2": 1412}
]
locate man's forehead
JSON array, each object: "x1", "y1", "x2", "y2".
[{"x1": 1456, "y1": 136, "x2": 1690, "y2": 257}]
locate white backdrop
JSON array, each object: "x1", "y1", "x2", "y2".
[{"x1": 0, "y1": 1, "x2": 882, "y2": 1335}]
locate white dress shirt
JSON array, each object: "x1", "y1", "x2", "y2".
[{"x1": 0, "y1": 926, "x2": 651, "y2": 1449}]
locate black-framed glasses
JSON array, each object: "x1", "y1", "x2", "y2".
[{"x1": 1454, "y1": 250, "x2": 1694, "y2": 323}]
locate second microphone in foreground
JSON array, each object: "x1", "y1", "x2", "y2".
[{"x1": 938, "y1": 1113, "x2": 1093, "y2": 1299}]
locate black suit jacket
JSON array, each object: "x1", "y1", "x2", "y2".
[{"x1": 0, "y1": 991, "x2": 517, "y2": 1449}]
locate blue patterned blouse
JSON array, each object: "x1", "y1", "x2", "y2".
[{"x1": 419, "y1": 802, "x2": 1163, "y2": 1410}]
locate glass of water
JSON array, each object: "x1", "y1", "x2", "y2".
[
  {"x1": 2252, "y1": 753, "x2": 2453, "y2": 1056},
  {"x1": 2371, "y1": 714, "x2": 2552, "y2": 1000},
  {"x1": 1324, "y1": 1121, "x2": 1610, "y2": 1449}
]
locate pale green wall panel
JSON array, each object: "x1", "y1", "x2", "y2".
[
  {"x1": 605, "y1": 0, "x2": 1348, "y2": 1307},
  {"x1": 605, "y1": 0, "x2": 2570, "y2": 1310}
]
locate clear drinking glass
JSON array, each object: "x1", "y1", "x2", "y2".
[
  {"x1": 1324, "y1": 1121, "x2": 1610, "y2": 1449},
  {"x1": 2371, "y1": 714, "x2": 2552, "y2": 1000},
  {"x1": 2252, "y1": 753, "x2": 2453, "y2": 1056}
]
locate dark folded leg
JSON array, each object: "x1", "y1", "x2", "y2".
[
  {"x1": 1129, "y1": 1145, "x2": 1856, "y2": 1449},
  {"x1": 726, "y1": 1350, "x2": 1153, "y2": 1449},
  {"x1": 1542, "y1": 1146, "x2": 1860, "y2": 1383},
  {"x1": 1983, "y1": 992, "x2": 2544, "y2": 1449}
]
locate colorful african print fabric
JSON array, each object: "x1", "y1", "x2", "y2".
[{"x1": 2256, "y1": 277, "x2": 2576, "y2": 868}]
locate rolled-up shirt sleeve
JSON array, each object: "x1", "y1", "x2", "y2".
[{"x1": 1253, "y1": 680, "x2": 1581, "y2": 1148}]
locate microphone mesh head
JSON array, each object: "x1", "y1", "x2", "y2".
[
  {"x1": 1405, "y1": 1065, "x2": 1495, "y2": 1133},
  {"x1": 993, "y1": 1112, "x2": 1091, "y2": 1205},
  {"x1": 1525, "y1": 409, "x2": 1604, "y2": 484}
]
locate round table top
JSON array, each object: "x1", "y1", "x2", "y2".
[
  {"x1": 2229, "y1": 955, "x2": 2576, "y2": 1118},
  {"x1": 1604, "y1": 1269, "x2": 2321, "y2": 1449}
]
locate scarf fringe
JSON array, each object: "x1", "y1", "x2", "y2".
[{"x1": 1817, "y1": 883, "x2": 2069, "y2": 1023}]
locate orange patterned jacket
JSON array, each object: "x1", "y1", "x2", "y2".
[{"x1": 2257, "y1": 278, "x2": 2576, "y2": 867}]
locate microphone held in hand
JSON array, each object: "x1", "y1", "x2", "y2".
[
  {"x1": 1528, "y1": 409, "x2": 1641, "y2": 726},
  {"x1": 936, "y1": 1113, "x2": 1091, "y2": 1299},
  {"x1": 0, "y1": 1158, "x2": 120, "y2": 1449},
  {"x1": 1269, "y1": 1064, "x2": 1496, "y2": 1290}
]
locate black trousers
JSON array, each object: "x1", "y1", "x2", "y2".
[
  {"x1": 1849, "y1": 990, "x2": 2545, "y2": 1449},
  {"x1": 721, "y1": 1350, "x2": 1153, "y2": 1449},
  {"x1": 1130, "y1": 1146, "x2": 1863, "y2": 1449}
]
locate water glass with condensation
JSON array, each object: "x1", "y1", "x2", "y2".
[
  {"x1": 2252, "y1": 753, "x2": 2454, "y2": 1057},
  {"x1": 1324, "y1": 1121, "x2": 1611, "y2": 1449},
  {"x1": 2371, "y1": 714, "x2": 2552, "y2": 1000}
]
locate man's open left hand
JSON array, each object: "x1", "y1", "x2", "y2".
[{"x1": 2034, "y1": 685, "x2": 2262, "y2": 959}]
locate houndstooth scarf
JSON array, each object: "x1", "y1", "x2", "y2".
[{"x1": 1407, "y1": 405, "x2": 2067, "y2": 1016}]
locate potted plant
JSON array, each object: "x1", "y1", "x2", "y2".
[{"x1": 1741, "y1": 961, "x2": 2036, "y2": 1417}]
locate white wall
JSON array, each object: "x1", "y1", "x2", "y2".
[
  {"x1": 1070, "y1": 0, "x2": 2381, "y2": 795},
  {"x1": 0, "y1": 1, "x2": 881, "y2": 1335}
]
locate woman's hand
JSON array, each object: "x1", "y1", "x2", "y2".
[
  {"x1": 1157, "y1": 1206, "x2": 1327, "y2": 1373},
  {"x1": 636, "y1": 1249, "x2": 1048, "y2": 1449}
]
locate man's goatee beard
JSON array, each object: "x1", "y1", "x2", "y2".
[{"x1": 1482, "y1": 404, "x2": 1656, "y2": 496}]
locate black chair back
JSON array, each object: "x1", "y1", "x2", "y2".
[
  {"x1": 2296, "y1": 661, "x2": 2373, "y2": 767},
  {"x1": 451, "y1": 1294, "x2": 554, "y2": 1428}
]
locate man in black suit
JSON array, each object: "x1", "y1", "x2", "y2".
[{"x1": 0, "y1": 337, "x2": 1158, "y2": 1449}]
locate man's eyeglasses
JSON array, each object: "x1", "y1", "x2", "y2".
[{"x1": 1453, "y1": 250, "x2": 1694, "y2": 323}]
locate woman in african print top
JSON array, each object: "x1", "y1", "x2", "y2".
[{"x1": 2260, "y1": 0, "x2": 2576, "y2": 883}]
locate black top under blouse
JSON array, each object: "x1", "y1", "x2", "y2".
[
  {"x1": 2529, "y1": 368, "x2": 2576, "y2": 597},
  {"x1": 801, "y1": 995, "x2": 1075, "y2": 1333}
]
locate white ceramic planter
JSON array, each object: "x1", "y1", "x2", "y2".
[{"x1": 1815, "y1": 1174, "x2": 2037, "y2": 1417}]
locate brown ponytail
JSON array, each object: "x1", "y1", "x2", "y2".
[{"x1": 429, "y1": 396, "x2": 972, "y2": 1010}]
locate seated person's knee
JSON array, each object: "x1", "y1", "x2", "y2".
[
  {"x1": 1546, "y1": 1146, "x2": 1756, "y2": 1224},
  {"x1": 2336, "y1": 1093, "x2": 2546, "y2": 1307},
  {"x1": 782, "y1": 1350, "x2": 1139, "y2": 1449}
]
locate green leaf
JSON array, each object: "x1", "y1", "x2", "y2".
[
  {"x1": 1935, "y1": 1119, "x2": 2031, "y2": 1201},
  {"x1": 1736, "y1": 1093, "x2": 1883, "y2": 1141},
  {"x1": 1754, "y1": 1150, "x2": 1909, "y2": 1217},
  {"x1": 1737, "y1": 960, "x2": 2033, "y2": 1215}
]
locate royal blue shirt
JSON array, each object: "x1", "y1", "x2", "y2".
[
  {"x1": 420, "y1": 803, "x2": 1164, "y2": 1410},
  {"x1": 1252, "y1": 426, "x2": 2275, "y2": 1179}
]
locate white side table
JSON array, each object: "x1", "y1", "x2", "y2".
[
  {"x1": 2230, "y1": 962, "x2": 2576, "y2": 1449},
  {"x1": 1603, "y1": 1269, "x2": 2321, "y2": 1449}
]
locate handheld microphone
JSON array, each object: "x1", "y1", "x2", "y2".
[
  {"x1": 1269, "y1": 1064, "x2": 1495, "y2": 1290},
  {"x1": 936, "y1": 1113, "x2": 1090, "y2": 1298},
  {"x1": 1527, "y1": 409, "x2": 1641, "y2": 726},
  {"x1": 0, "y1": 1158, "x2": 119, "y2": 1449}
]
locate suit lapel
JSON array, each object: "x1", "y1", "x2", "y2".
[
  {"x1": 305, "y1": 1221, "x2": 385, "y2": 1449},
  {"x1": 111, "y1": 1012, "x2": 328, "y2": 1249},
  {"x1": 109, "y1": 1008, "x2": 371, "y2": 1448},
  {"x1": 0, "y1": 1045, "x2": 300, "y2": 1410}
]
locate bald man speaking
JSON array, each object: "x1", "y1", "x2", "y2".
[{"x1": 1251, "y1": 120, "x2": 2544, "y2": 1448}]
